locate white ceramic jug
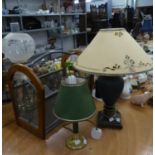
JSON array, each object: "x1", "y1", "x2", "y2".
[{"x1": 121, "y1": 76, "x2": 132, "y2": 99}]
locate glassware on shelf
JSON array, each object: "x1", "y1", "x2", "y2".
[{"x1": 10, "y1": 22, "x2": 20, "y2": 32}]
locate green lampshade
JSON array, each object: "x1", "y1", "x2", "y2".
[{"x1": 54, "y1": 78, "x2": 96, "y2": 121}]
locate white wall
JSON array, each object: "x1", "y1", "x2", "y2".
[
  {"x1": 112, "y1": 0, "x2": 127, "y2": 8},
  {"x1": 86, "y1": 0, "x2": 112, "y2": 18},
  {"x1": 112, "y1": 0, "x2": 133, "y2": 8},
  {"x1": 136, "y1": 0, "x2": 153, "y2": 7},
  {"x1": 30, "y1": 32, "x2": 48, "y2": 46},
  {"x1": 86, "y1": 0, "x2": 108, "y2": 12},
  {"x1": 61, "y1": 37, "x2": 74, "y2": 51}
]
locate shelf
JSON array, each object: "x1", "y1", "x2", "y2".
[
  {"x1": 2, "y1": 14, "x2": 21, "y2": 17},
  {"x1": 3, "y1": 30, "x2": 87, "y2": 37},
  {"x1": 61, "y1": 31, "x2": 87, "y2": 37},
  {"x1": 2, "y1": 32, "x2": 9, "y2": 35},
  {"x1": 21, "y1": 13, "x2": 60, "y2": 17},
  {"x1": 61, "y1": 13, "x2": 86, "y2": 16},
  {"x1": 2, "y1": 13, "x2": 86, "y2": 17},
  {"x1": 93, "y1": 19, "x2": 109, "y2": 22},
  {"x1": 23, "y1": 27, "x2": 60, "y2": 33},
  {"x1": 2, "y1": 13, "x2": 60, "y2": 17},
  {"x1": 2, "y1": 27, "x2": 60, "y2": 35}
]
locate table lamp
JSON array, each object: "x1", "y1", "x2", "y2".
[
  {"x1": 74, "y1": 28, "x2": 152, "y2": 129},
  {"x1": 54, "y1": 78, "x2": 96, "y2": 149}
]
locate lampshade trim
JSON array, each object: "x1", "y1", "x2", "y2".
[
  {"x1": 114, "y1": 31, "x2": 123, "y2": 37},
  {"x1": 103, "y1": 59, "x2": 152, "y2": 73},
  {"x1": 100, "y1": 28, "x2": 125, "y2": 32},
  {"x1": 124, "y1": 55, "x2": 135, "y2": 66},
  {"x1": 75, "y1": 53, "x2": 152, "y2": 75},
  {"x1": 138, "y1": 61, "x2": 152, "y2": 67},
  {"x1": 123, "y1": 55, "x2": 136, "y2": 72},
  {"x1": 103, "y1": 64, "x2": 120, "y2": 72},
  {"x1": 74, "y1": 62, "x2": 152, "y2": 76},
  {"x1": 53, "y1": 110, "x2": 97, "y2": 122}
]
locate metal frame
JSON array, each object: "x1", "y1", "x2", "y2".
[{"x1": 2, "y1": 0, "x2": 88, "y2": 49}]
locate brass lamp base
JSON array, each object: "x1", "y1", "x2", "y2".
[{"x1": 66, "y1": 134, "x2": 87, "y2": 150}]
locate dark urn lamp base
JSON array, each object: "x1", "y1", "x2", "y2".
[
  {"x1": 95, "y1": 76, "x2": 124, "y2": 129},
  {"x1": 97, "y1": 110, "x2": 122, "y2": 129}
]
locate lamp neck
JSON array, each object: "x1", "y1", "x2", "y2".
[
  {"x1": 73, "y1": 122, "x2": 79, "y2": 133},
  {"x1": 98, "y1": 76, "x2": 121, "y2": 80}
]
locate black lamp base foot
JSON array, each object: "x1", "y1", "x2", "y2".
[{"x1": 97, "y1": 111, "x2": 122, "y2": 129}]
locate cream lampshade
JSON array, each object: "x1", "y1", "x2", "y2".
[
  {"x1": 74, "y1": 28, "x2": 152, "y2": 129},
  {"x1": 74, "y1": 28, "x2": 152, "y2": 75}
]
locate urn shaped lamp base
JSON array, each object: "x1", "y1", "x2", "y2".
[
  {"x1": 95, "y1": 76, "x2": 124, "y2": 129},
  {"x1": 97, "y1": 111, "x2": 122, "y2": 129}
]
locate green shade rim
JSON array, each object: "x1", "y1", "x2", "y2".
[{"x1": 53, "y1": 110, "x2": 97, "y2": 122}]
